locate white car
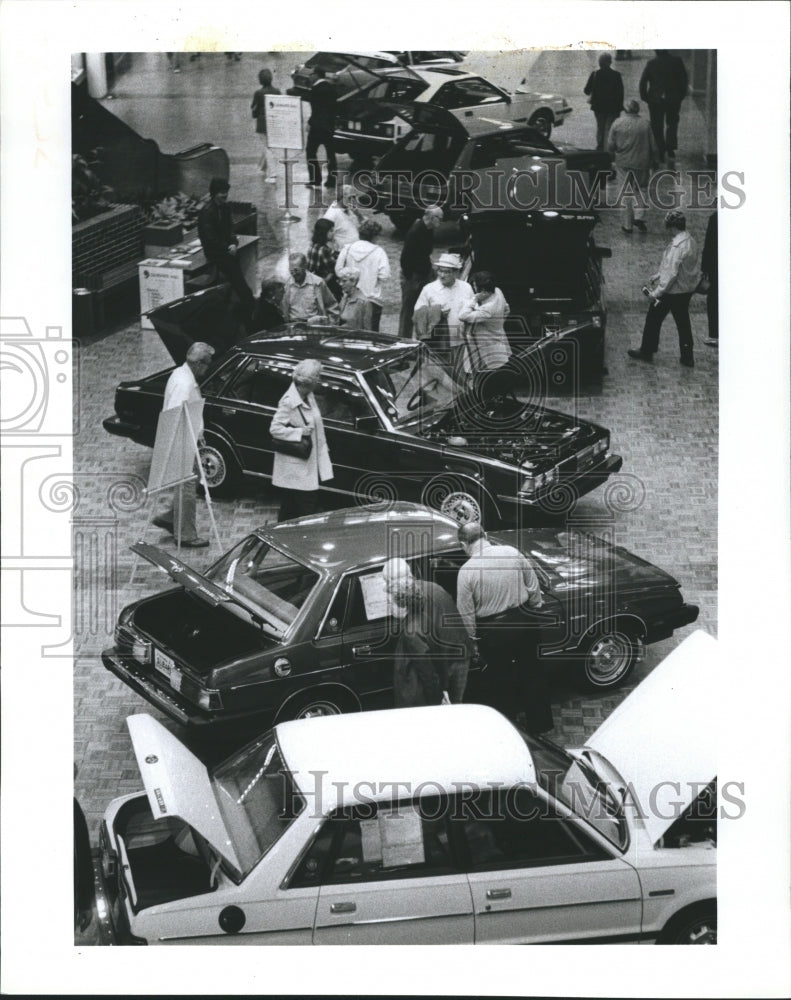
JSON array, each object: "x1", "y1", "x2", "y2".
[
  {"x1": 94, "y1": 632, "x2": 717, "y2": 945},
  {"x1": 334, "y1": 66, "x2": 571, "y2": 162}
]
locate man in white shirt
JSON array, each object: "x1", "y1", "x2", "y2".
[
  {"x1": 152, "y1": 341, "x2": 215, "y2": 547},
  {"x1": 412, "y1": 252, "x2": 474, "y2": 359},
  {"x1": 456, "y1": 522, "x2": 553, "y2": 733},
  {"x1": 628, "y1": 209, "x2": 700, "y2": 368}
]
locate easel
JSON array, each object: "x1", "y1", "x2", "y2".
[{"x1": 129, "y1": 400, "x2": 222, "y2": 584}]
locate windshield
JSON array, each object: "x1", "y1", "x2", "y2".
[
  {"x1": 205, "y1": 536, "x2": 319, "y2": 638},
  {"x1": 211, "y1": 732, "x2": 303, "y2": 880},
  {"x1": 364, "y1": 346, "x2": 459, "y2": 427},
  {"x1": 524, "y1": 733, "x2": 629, "y2": 851}
]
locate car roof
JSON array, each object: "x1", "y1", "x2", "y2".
[
  {"x1": 260, "y1": 502, "x2": 462, "y2": 572},
  {"x1": 237, "y1": 328, "x2": 418, "y2": 372},
  {"x1": 277, "y1": 704, "x2": 537, "y2": 809},
  {"x1": 375, "y1": 65, "x2": 480, "y2": 86}
]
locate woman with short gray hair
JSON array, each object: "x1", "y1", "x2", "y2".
[
  {"x1": 335, "y1": 218, "x2": 390, "y2": 331},
  {"x1": 270, "y1": 359, "x2": 334, "y2": 521},
  {"x1": 336, "y1": 266, "x2": 373, "y2": 329}
]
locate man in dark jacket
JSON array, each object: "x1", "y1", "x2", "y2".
[
  {"x1": 639, "y1": 50, "x2": 689, "y2": 162},
  {"x1": 305, "y1": 69, "x2": 338, "y2": 188},
  {"x1": 398, "y1": 207, "x2": 443, "y2": 338},
  {"x1": 583, "y1": 53, "x2": 624, "y2": 151},
  {"x1": 383, "y1": 558, "x2": 471, "y2": 706},
  {"x1": 197, "y1": 177, "x2": 254, "y2": 322}
]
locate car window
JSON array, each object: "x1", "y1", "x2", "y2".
[
  {"x1": 312, "y1": 382, "x2": 365, "y2": 425},
  {"x1": 289, "y1": 798, "x2": 456, "y2": 887},
  {"x1": 200, "y1": 357, "x2": 245, "y2": 398},
  {"x1": 459, "y1": 787, "x2": 609, "y2": 871},
  {"x1": 223, "y1": 358, "x2": 290, "y2": 407},
  {"x1": 432, "y1": 78, "x2": 506, "y2": 110},
  {"x1": 317, "y1": 577, "x2": 350, "y2": 638},
  {"x1": 342, "y1": 562, "x2": 421, "y2": 629}
]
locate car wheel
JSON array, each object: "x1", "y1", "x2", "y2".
[
  {"x1": 580, "y1": 627, "x2": 640, "y2": 690},
  {"x1": 660, "y1": 907, "x2": 717, "y2": 945},
  {"x1": 198, "y1": 438, "x2": 240, "y2": 498},
  {"x1": 439, "y1": 491, "x2": 482, "y2": 526},
  {"x1": 278, "y1": 691, "x2": 356, "y2": 722},
  {"x1": 529, "y1": 111, "x2": 553, "y2": 138}
]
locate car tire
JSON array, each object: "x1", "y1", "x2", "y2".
[
  {"x1": 276, "y1": 690, "x2": 358, "y2": 723},
  {"x1": 529, "y1": 111, "x2": 553, "y2": 138},
  {"x1": 580, "y1": 625, "x2": 641, "y2": 690},
  {"x1": 198, "y1": 437, "x2": 241, "y2": 498},
  {"x1": 658, "y1": 905, "x2": 717, "y2": 945}
]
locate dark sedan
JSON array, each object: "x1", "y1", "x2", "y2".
[
  {"x1": 368, "y1": 108, "x2": 611, "y2": 233},
  {"x1": 102, "y1": 503, "x2": 699, "y2": 731},
  {"x1": 103, "y1": 328, "x2": 623, "y2": 522}
]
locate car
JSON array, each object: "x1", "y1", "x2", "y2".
[
  {"x1": 93, "y1": 632, "x2": 717, "y2": 945},
  {"x1": 334, "y1": 66, "x2": 572, "y2": 163},
  {"x1": 101, "y1": 501, "x2": 699, "y2": 731},
  {"x1": 286, "y1": 51, "x2": 467, "y2": 98},
  {"x1": 103, "y1": 326, "x2": 623, "y2": 517},
  {"x1": 458, "y1": 208, "x2": 612, "y2": 386},
  {"x1": 368, "y1": 107, "x2": 611, "y2": 232}
]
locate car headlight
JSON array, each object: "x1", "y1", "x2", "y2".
[{"x1": 197, "y1": 689, "x2": 223, "y2": 711}]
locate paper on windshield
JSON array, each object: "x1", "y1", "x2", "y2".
[
  {"x1": 359, "y1": 572, "x2": 392, "y2": 621},
  {"x1": 381, "y1": 805, "x2": 425, "y2": 867}
]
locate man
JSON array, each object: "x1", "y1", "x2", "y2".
[
  {"x1": 399, "y1": 207, "x2": 443, "y2": 339},
  {"x1": 607, "y1": 99, "x2": 656, "y2": 233},
  {"x1": 639, "y1": 49, "x2": 689, "y2": 163},
  {"x1": 152, "y1": 341, "x2": 215, "y2": 548},
  {"x1": 382, "y1": 558, "x2": 471, "y2": 706},
  {"x1": 281, "y1": 252, "x2": 339, "y2": 323},
  {"x1": 412, "y1": 253, "x2": 474, "y2": 362},
  {"x1": 583, "y1": 52, "x2": 624, "y2": 152},
  {"x1": 322, "y1": 184, "x2": 364, "y2": 250},
  {"x1": 628, "y1": 209, "x2": 700, "y2": 368},
  {"x1": 700, "y1": 211, "x2": 718, "y2": 347},
  {"x1": 305, "y1": 68, "x2": 338, "y2": 188},
  {"x1": 456, "y1": 522, "x2": 552, "y2": 734},
  {"x1": 197, "y1": 177, "x2": 255, "y2": 322}
]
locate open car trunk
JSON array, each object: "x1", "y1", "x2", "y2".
[{"x1": 147, "y1": 283, "x2": 248, "y2": 364}]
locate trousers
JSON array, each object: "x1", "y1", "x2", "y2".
[
  {"x1": 306, "y1": 124, "x2": 337, "y2": 186},
  {"x1": 648, "y1": 100, "x2": 683, "y2": 158},
  {"x1": 639, "y1": 292, "x2": 694, "y2": 361}
]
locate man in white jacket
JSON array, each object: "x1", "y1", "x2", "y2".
[
  {"x1": 335, "y1": 218, "x2": 390, "y2": 331},
  {"x1": 322, "y1": 184, "x2": 364, "y2": 251}
]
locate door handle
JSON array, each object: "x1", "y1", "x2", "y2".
[
  {"x1": 220, "y1": 407, "x2": 237, "y2": 416},
  {"x1": 352, "y1": 644, "x2": 372, "y2": 657},
  {"x1": 486, "y1": 888, "x2": 512, "y2": 900},
  {"x1": 330, "y1": 901, "x2": 357, "y2": 914}
]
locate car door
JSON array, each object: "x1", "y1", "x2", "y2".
[
  {"x1": 338, "y1": 567, "x2": 402, "y2": 709},
  {"x1": 311, "y1": 377, "x2": 379, "y2": 498},
  {"x1": 431, "y1": 77, "x2": 512, "y2": 120},
  {"x1": 458, "y1": 786, "x2": 643, "y2": 944},
  {"x1": 309, "y1": 798, "x2": 475, "y2": 944}
]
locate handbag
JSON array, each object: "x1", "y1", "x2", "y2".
[{"x1": 271, "y1": 405, "x2": 313, "y2": 459}]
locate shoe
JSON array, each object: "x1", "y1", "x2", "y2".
[
  {"x1": 180, "y1": 537, "x2": 210, "y2": 548},
  {"x1": 151, "y1": 515, "x2": 174, "y2": 531},
  {"x1": 627, "y1": 349, "x2": 652, "y2": 362},
  {"x1": 680, "y1": 357, "x2": 695, "y2": 368},
  {"x1": 633, "y1": 220, "x2": 647, "y2": 232},
  {"x1": 703, "y1": 338, "x2": 718, "y2": 347},
  {"x1": 621, "y1": 226, "x2": 633, "y2": 234}
]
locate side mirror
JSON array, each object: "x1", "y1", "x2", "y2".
[{"x1": 355, "y1": 414, "x2": 380, "y2": 433}]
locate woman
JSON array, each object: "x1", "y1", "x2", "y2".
[
  {"x1": 458, "y1": 271, "x2": 513, "y2": 394},
  {"x1": 270, "y1": 359, "x2": 333, "y2": 522},
  {"x1": 334, "y1": 218, "x2": 390, "y2": 332},
  {"x1": 250, "y1": 278, "x2": 285, "y2": 332},
  {"x1": 307, "y1": 218, "x2": 341, "y2": 300},
  {"x1": 336, "y1": 266, "x2": 373, "y2": 329},
  {"x1": 251, "y1": 68, "x2": 281, "y2": 181}
]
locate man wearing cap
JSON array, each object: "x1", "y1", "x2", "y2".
[
  {"x1": 628, "y1": 209, "x2": 700, "y2": 368},
  {"x1": 399, "y1": 207, "x2": 444, "y2": 339},
  {"x1": 583, "y1": 52, "x2": 624, "y2": 152},
  {"x1": 607, "y1": 99, "x2": 657, "y2": 233},
  {"x1": 382, "y1": 558, "x2": 471, "y2": 707},
  {"x1": 412, "y1": 253, "x2": 474, "y2": 359}
]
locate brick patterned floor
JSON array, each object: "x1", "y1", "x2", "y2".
[{"x1": 74, "y1": 50, "x2": 717, "y2": 837}]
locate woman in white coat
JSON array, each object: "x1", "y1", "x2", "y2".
[{"x1": 270, "y1": 359, "x2": 333, "y2": 522}]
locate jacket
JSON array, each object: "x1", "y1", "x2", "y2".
[
  {"x1": 458, "y1": 288, "x2": 512, "y2": 372},
  {"x1": 335, "y1": 241, "x2": 390, "y2": 303},
  {"x1": 322, "y1": 203, "x2": 362, "y2": 249},
  {"x1": 583, "y1": 66, "x2": 624, "y2": 114},
  {"x1": 251, "y1": 84, "x2": 282, "y2": 134},
  {"x1": 270, "y1": 381, "x2": 333, "y2": 490},
  {"x1": 338, "y1": 289, "x2": 373, "y2": 329},
  {"x1": 197, "y1": 200, "x2": 236, "y2": 264},
  {"x1": 308, "y1": 78, "x2": 337, "y2": 130},
  {"x1": 639, "y1": 54, "x2": 688, "y2": 105},
  {"x1": 400, "y1": 218, "x2": 435, "y2": 279},
  {"x1": 607, "y1": 111, "x2": 656, "y2": 179},
  {"x1": 281, "y1": 271, "x2": 338, "y2": 322}
]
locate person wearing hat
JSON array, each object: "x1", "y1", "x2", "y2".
[
  {"x1": 628, "y1": 209, "x2": 700, "y2": 368},
  {"x1": 412, "y1": 252, "x2": 474, "y2": 359},
  {"x1": 583, "y1": 52, "x2": 624, "y2": 152},
  {"x1": 607, "y1": 99, "x2": 657, "y2": 233},
  {"x1": 334, "y1": 219, "x2": 390, "y2": 332},
  {"x1": 322, "y1": 185, "x2": 364, "y2": 251}
]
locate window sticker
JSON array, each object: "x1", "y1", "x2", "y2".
[
  {"x1": 359, "y1": 572, "x2": 391, "y2": 622},
  {"x1": 360, "y1": 818, "x2": 383, "y2": 863},
  {"x1": 380, "y1": 805, "x2": 425, "y2": 867}
]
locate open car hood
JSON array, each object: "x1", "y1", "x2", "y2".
[
  {"x1": 361, "y1": 99, "x2": 473, "y2": 136},
  {"x1": 584, "y1": 630, "x2": 718, "y2": 845},
  {"x1": 127, "y1": 713, "x2": 241, "y2": 870},
  {"x1": 147, "y1": 284, "x2": 248, "y2": 364}
]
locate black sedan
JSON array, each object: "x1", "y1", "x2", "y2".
[
  {"x1": 103, "y1": 503, "x2": 699, "y2": 731},
  {"x1": 103, "y1": 327, "x2": 622, "y2": 522},
  {"x1": 366, "y1": 107, "x2": 611, "y2": 232}
]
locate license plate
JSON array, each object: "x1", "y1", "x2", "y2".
[{"x1": 153, "y1": 648, "x2": 174, "y2": 676}]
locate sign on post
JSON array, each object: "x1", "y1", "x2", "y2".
[{"x1": 265, "y1": 95, "x2": 304, "y2": 151}]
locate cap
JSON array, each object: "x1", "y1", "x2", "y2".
[{"x1": 435, "y1": 252, "x2": 463, "y2": 270}]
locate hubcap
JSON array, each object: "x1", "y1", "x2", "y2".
[
  {"x1": 684, "y1": 920, "x2": 716, "y2": 944},
  {"x1": 200, "y1": 446, "x2": 226, "y2": 488},
  {"x1": 297, "y1": 701, "x2": 341, "y2": 719},
  {"x1": 587, "y1": 634, "x2": 632, "y2": 684},
  {"x1": 441, "y1": 492, "x2": 482, "y2": 525}
]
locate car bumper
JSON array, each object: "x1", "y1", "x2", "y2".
[
  {"x1": 554, "y1": 106, "x2": 572, "y2": 123},
  {"x1": 103, "y1": 414, "x2": 150, "y2": 446},
  {"x1": 498, "y1": 453, "x2": 623, "y2": 516},
  {"x1": 644, "y1": 602, "x2": 700, "y2": 643}
]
